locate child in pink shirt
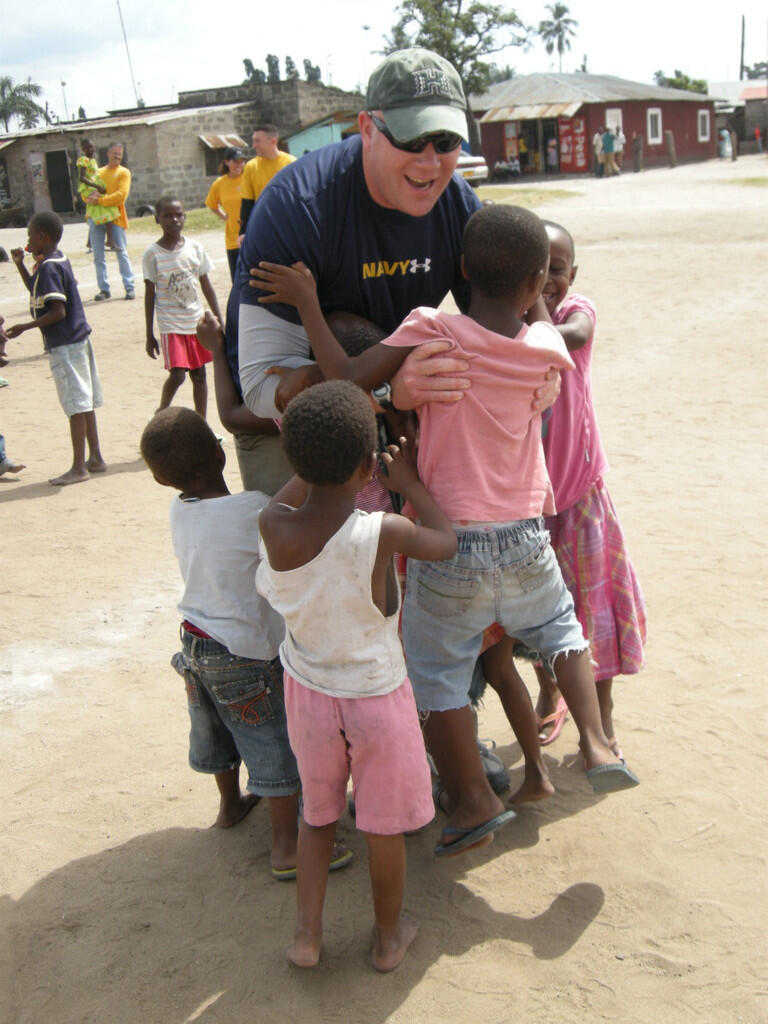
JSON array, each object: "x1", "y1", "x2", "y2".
[
  {"x1": 255, "y1": 205, "x2": 639, "y2": 860},
  {"x1": 528, "y1": 221, "x2": 646, "y2": 754}
]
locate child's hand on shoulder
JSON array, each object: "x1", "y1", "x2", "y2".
[
  {"x1": 196, "y1": 311, "x2": 223, "y2": 352},
  {"x1": 376, "y1": 437, "x2": 422, "y2": 495},
  {"x1": 250, "y1": 261, "x2": 317, "y2": 311}
]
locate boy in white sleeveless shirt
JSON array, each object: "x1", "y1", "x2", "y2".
[{"x1": 257, "y1": 381, "x2": 457, "y2": 972}]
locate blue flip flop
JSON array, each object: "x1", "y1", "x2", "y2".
[
  {"x1": 434, "y1": 809, "x2": 517, "y2": 858},
  {"x1": 586, "y1": 760, "x2": 640, "y2": 794}
]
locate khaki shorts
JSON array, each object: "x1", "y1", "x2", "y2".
[{"x1": 48, "y1": 338, "x2": 103, "y2": 417}]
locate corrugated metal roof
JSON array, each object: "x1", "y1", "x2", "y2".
[
  {"x1": 0, "y1": 102, "x2": 254, "y2": 143},
  {"x1": 472, "y1": 73, "x2": 715, "y2": 112},
  {"x1": 0, "y1": 139, "x2": 16, "y2": 151},
  {"x1": 480, "y1": 101, "x2": 581, "y2": 123},
  {"x1": 198, "y1": 133, "x2": 247, "y2": 149}
]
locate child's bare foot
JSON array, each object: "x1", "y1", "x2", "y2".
[
  {"x1": 0, "y1": 354, "x2": 8, "y2": 367},
  {"x1": 49, "y1": 469, "x2": 89, "y2": 486},
  {"x1": 0, "y1": 459, "x2": 25, "y2": 476},
  {"x1": 86, "y1": 457, "x2": 108, "y2": 474},
  {"x1": 286, "y1": 927, "x2": 322, "y2": 968},
  {"x1": 508, "y1": 771, "x2": 555, "y2": 806},
  {"x1": 371, "y1": 914, "x2": 420, "y2": 973},
  {"x1": 214, "y1": 793, "x2": 260, "y2": 828}
]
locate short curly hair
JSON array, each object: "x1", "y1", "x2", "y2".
[
  {"x1": 140, "y1": 407, "x2": 219, "y2": 491},
  {"x1": 29, "y1": 211, "x2": 63, "y2": 244},
  {"x1": 281, "y1": 380, "x2": 377, "y2": 485},
  {"x1": 462, "y1": 204, "x2": 549, "y2": 298}
]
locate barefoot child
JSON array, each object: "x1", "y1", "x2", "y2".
[
  {"x1": 143, "y1": 196, "x2": 222, "y2": 417},
  {"x1": 7, "y1": 213, "x2": 106, "y2": 486},
  {"x1": 257, "y1": 381, "x2": 455, "y2": 970},
  {"x1": 255, "y1": 205, "x2": 639, "y2": 860},
  {"x1": 139, "y1": 406, "x2": 353, "y2": 878},
  {"x1": 77, "y1": 139, "x2": 118, "y2": 249},
  {"x1": 528, "y1": 220, "x2": 646, "y2": 754}
]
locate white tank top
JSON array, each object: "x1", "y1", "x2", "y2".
[{"x1": 256, "y1": 509, "x2": 406, "y2": 698}]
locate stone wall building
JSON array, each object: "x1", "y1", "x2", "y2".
[{"x1": 0, "y1": 80, "x2": 363, "y2": 222}]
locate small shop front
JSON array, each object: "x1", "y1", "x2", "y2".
[{"x1": 479, "y1": 102, "x2": 590, "y2": 177}]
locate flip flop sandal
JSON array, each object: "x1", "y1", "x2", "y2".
[
  {"x1": 537, "y1": 696, "x2": 569, "y2": 746},
  {"x1": 434, "y1": 809, "x2": 517, "y2": 858},
  {"x1": 586, "y1": 760, "x2": 640, "y2": 794},
  {"x1": 272, "y1": 842, "x2": 354, "y2": 881}
]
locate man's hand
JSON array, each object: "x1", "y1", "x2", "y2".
[
  {"x1": 146, "y1": 335, "x2": 160, "y2": 359},
  {"x1": 5, "y1": 323, "x2": 27, "y2": 339},
  {"x1": 376, "y1": 437, "x2": 421, "y2": 495},
  {"x1": 532, "y1": 367, "x2": 561, "y2": 412},
  {"x1": 250, "y1": 261, "x2": 317, "y2": 310},
  {"x1": 265, "y1": 363, "x2": 319, "y2": 413},
  {"x1": 196, "y1": 311, "x2": 223, "y2": 353},
  {"x1": 10, "y1": 247, "x2": 24, "y2": 267},
  {"x1": 391, "y1": 340, "x2": 471, "y2": 410}
]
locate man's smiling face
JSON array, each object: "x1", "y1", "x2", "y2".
[{"x1": 359, "y1": 111, "x2": 460, "y2": 218}]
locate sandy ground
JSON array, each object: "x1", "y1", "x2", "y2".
[{"x1": 1, "y1": 156, "x2": 766, "y2": 1024}]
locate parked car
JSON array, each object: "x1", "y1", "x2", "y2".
[{"x1": 455, "y1": 151, "x2": 489, "y2": 187}]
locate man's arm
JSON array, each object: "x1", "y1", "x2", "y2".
[
  {"x1": 196, "y1": 312, "x2": 279, "y2": 435},
  {"x1": 253, "y1": 261, "x2": 408, "y2": 390}
]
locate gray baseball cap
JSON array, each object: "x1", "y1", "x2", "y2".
[{"x1": 366, "y1": 48, "x2": 468, "y2": 142}]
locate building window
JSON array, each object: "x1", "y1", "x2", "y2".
[
  {"x1": 697, "y1": 109, "x2": 710, "y2": 142},
  {"x1": 647, "y1": 108, "x2": 662, "y2": 145},
  {"x1": 204, "y1": 148, "x2": 226, "y2": 176},
  {"x1": 605, "y1": 107, "x2": 623, "y2": 132}
]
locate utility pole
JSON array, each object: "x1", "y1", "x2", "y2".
[{"x1": 740, "y1": 15, "x2": 745, "y2": 80}]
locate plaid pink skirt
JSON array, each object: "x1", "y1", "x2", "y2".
[{"x1": 545, "y1": 478, "x2": 646, "y2": 680}]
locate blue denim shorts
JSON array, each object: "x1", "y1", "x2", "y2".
[
  {"x1": 172, "y1": 629, "x2": 300, "y2": 796},
  {"x1": 402, "y1": 519, "x2": 587, "y2": 712}
]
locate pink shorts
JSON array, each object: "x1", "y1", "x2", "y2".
[
  {"x1": 283, "y1": 671, "x2": 434, "y2": 835},
  {"x1": 160, "y1": 333, "x2": 213, "y2": 371}
]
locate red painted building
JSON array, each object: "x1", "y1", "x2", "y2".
[{"x1": 472, "y1": 73, "x2": 717, "y2": 175}]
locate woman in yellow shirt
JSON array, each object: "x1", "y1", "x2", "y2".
[{"x1": 205, "y1": 147, "x2": 246, "y2": 280}]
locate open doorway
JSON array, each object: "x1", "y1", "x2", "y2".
[{"x1": 44, "y1": 150, "x2": 74, "y2": 213}]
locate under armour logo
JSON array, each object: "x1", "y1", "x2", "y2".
[
  {"x1": 409, "y1": 258, "x2": 431, "y2": 274},
  {"x1": 412, "y1": 69, "x2": 450, "y2": 97}
]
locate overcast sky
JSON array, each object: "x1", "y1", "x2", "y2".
[{"x1": 3, "y1": 1, "x2": 767, "y2": 125}]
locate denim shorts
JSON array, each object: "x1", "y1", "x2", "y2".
[
  {"x1": 402, "y1": 519, "x2": 587, "y2": 712},
  {"x1": 47, "y1": 338, "x2": 103, "y2": 417},
  {"x1": 171, "y1": 629, "x2": 300, "y2": 796}
]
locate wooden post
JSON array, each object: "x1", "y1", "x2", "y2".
[
  {"x1": 664, "y1": 130, "x2": 677, "y2": 167},
  {"x1": 633, "y1": 134, "x2": 643, "y2": 172}
]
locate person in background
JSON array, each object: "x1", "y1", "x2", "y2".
[
  {"x1": 238, "y1": 125, "x2": 296, "y2": 241},
  {"x1": 86, "y1": 142, "x2": 136, "y2": 301},
  {"x1": 205, "y1": 147, "x2": 246, "y2": 281},
  {"x1": 614, "y1": 126, "x2": 626, "y2": 168}
]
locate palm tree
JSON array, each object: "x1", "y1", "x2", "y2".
[
  {"x1": 0, "y1": 76, "x2": 45, "y2": 133},
  {"x1": 538, "y1": 3, "x2": 578, "y2": 73}
]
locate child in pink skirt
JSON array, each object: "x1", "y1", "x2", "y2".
[
  {"x1": 143, "y1": 196, "x2": 222, "y2": 418},
  {"x1": 529, "y1": 220, "x2": 646, "y2": 754}
]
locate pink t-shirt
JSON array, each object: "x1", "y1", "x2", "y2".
[
  {"x1": 542, "y1": 294, "x2": 608, "y2": 512},
  {"x1": 382, "y1": 308, "x2": 574, "y2": 522}
]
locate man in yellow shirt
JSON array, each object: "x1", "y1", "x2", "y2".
[
  {"x1": 86, "y1": 142, "x2": 136, "y2": 300},
  {"x1": 238, "y1": 125, "x2": 296, "y2": 242}
]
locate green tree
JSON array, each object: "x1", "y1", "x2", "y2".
[
  {"x1": 285, "y1": 56, "x2": 300, "y2": 80},
  {"x1": 266, "y1": 54, "x2": 281, "y2": 82},
  {"x1": 383, "y1": 0, "x2": 528, "y2": 150},
  {"x1": 303, "y1": 59, "x2": 322, "y2": 84},
  {"x1": 653, "y1": 69, "x2": 707, "y2": 94},
  {"x1": 538, "y1": 3, "x2": 577, "y2": 73},
  {"x1": 385, "y1": 0, "x2": 527, "y2": 96},
  {"x1": 0, "y1": 76, "x2": 45, "y2": 132},
  {"x1": 243, "y1": 59, "x2": 266, "y2": 84},
  {"x1": 744, "y1": 61, "x2": 766, "y2": 80}
]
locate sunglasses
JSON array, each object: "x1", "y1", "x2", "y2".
[{"x1": 367, "y1": 112, "x2": 463, "y2": 155}]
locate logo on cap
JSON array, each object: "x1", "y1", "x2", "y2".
[{"x1": 412, "y1": 69, "x2": 451, "y2": 98}]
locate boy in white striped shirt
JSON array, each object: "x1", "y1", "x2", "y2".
[{"x1": 143, "y1": 196, "x2": 222, "y2": 418}]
